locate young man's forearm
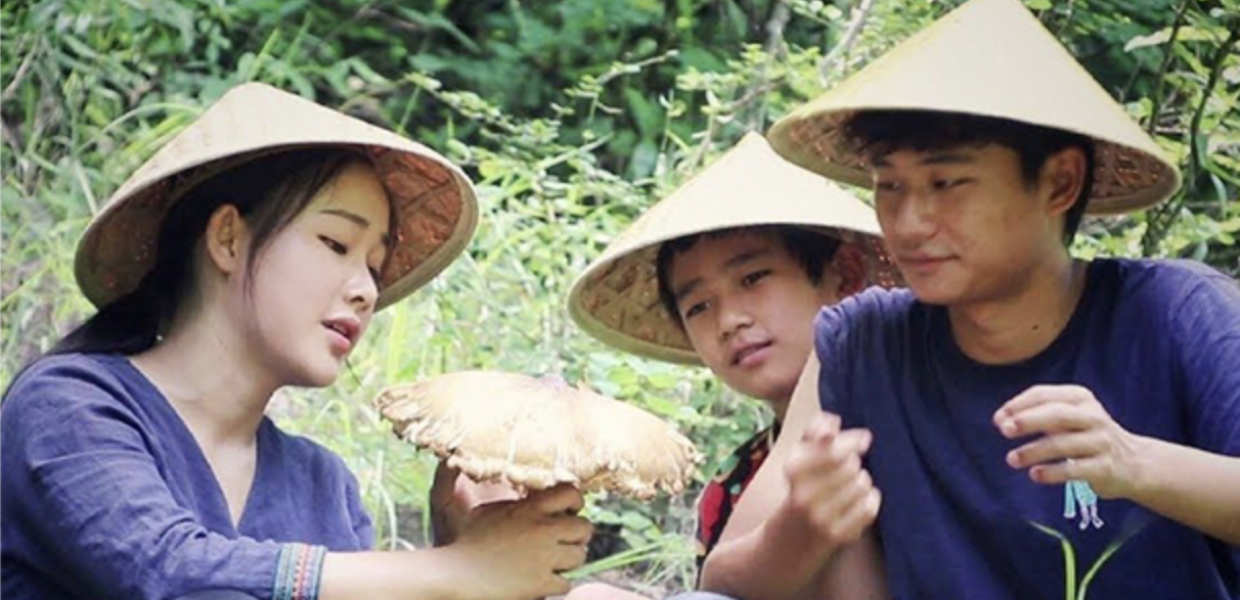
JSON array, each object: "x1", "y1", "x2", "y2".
[{"x1": 1128, "y1": 436, "x2": 1240, "y2": 545}]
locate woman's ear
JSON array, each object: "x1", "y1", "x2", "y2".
[
  {"x1": 830, "y1": 243, "x2": 869, "y2": 298},
  {"x1": 204, "y1": 204, "x2": 248, "y2": 276},
  {"x1": 1043, "y1": 146, "x2": 1088, "y2": 218}
]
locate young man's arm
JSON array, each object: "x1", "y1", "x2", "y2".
[
  {"x1": 699, "y1": 355, "x2": 887, "y2": 600},
  {"x1": 999, "y1": 271, "x2": 1240, "y2": 546},
  {"x1": 996, "y1": 384, "x2": 1240, "y2": 545}
]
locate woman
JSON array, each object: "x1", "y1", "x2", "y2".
[{"x1": 1, "y1": 82, "x2": 590, "y2": 600}]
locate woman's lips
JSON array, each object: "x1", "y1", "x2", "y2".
[{"x1": 323, "y1": 318, "x2": 360, "y2": 355}]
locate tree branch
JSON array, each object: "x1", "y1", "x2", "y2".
[
  {"x1": 818, "y1": 0, "x2": 877, "y2": 85},
  {"x1": 744, "y1": 0, "x2": 791, "y2": 131},
  {"x1": 1184, "y1": 25, "x2": 1239, "y2": 196},
  {"x1": 1141, "y1": 21, "x2": 1240, "y2": 256},
  {"x1": 1145, "y1": 0, "x2": 1194, "y2": 136},
  {"x1": 764, "y1": 0, "x2": 791, "y2": 56}
]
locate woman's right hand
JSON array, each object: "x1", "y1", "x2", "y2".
[
  {"x1": 430, "y1": 462, "x2": 521, "y2": 546},
  {"x1": 449, "y1": 484, "x2": 593, "y2": 599}
]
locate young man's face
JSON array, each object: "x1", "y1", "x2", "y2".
[
  {"x1": 667, "y1": 231, "x2": 841, "y2": 406},
  {"x1": 871, "y1": 143, "x2": 1067, "y2": 307}
]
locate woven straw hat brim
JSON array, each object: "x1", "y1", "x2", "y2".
[
  {"x1": 74, "y1": 82, "x2": 478, "y2": 312},
  {"x1": 568, "y1": 133, "x2": 895, "y2": 365},
  {"x1": 768, "y1": 0, "x2": 1180, "y2": 215}
]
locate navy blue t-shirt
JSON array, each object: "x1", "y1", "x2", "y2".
[
  {"x1": 1, "y1": 353, "x2": 374, "y2": 599},
  {"x1": 815, "y1": 259, "x2": 1240, "y2": 599}
]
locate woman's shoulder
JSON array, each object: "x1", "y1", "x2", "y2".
[
  {"x1": 4, "y1": 353, "x2": 142, "y2": 413},
  {"x1": 1, "y1": 353, "x2": 162, "y2": 455},
  {"x1": 13, "y1": 351, "x2": 128, "y2": 380}
]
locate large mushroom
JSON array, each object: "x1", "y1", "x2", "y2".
[{"x1": 375, "y1": 370, "x2": 701, "y2": 499}]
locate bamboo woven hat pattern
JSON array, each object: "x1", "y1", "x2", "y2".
[
  {"x1": 767, "y1": 0, "x2": 1180, "y2": 215},
  {"x1": 74, "y1": 82, "x2": 479, "y2": 311},
  {"x1": 569, "y1": 132, "x2": 897, "y2": 365}
]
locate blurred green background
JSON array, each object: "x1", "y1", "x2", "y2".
[{"x1": 3, "y1": 0, "x2": 1237, "y2": 593}]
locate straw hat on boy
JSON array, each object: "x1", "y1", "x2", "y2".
[
  {"x1": 75, "y1": 82, "x2": 478, "y2": 311},
  {"x1": 767, "y1": 0, "x2": 1180, "y2": 215},
  {"x1": 568, "y1": 132, "x2": 896, "y2": 365}
]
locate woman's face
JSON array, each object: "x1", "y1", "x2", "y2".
[{"x1": 234, "y1": 160, "x2": 392, "y2": 387}]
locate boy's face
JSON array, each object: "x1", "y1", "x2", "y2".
[
  {"x1": 871, "y1": 143, "x2": 1066, "y2": 307},
  {"x1": 667, "y1": 230, "x2": 840, "y2": 405}
]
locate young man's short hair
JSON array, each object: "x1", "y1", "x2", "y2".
[
  {"x1": 843, "y1": 110, "x2": 1096, "y2": 246},
  {"x1": 655, "y1": 225, "x2": 842, "y2": 327}
]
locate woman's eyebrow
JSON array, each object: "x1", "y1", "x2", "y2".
[
  {"x1": 320, "y1": 208, "x2": 392, "y2": 245},
  {"x1": 320, "y1": 208, "x2": 370, "y2": 227}
]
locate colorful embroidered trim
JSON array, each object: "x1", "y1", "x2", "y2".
[{"x1": 272, "y1": 543, "x2": 327, "y2": 600}]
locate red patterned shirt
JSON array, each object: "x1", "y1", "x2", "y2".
[{"x1": 695, "y1": 424, "x2": 779, "y2": 573}]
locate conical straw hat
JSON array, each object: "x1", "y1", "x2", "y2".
[
  {"x1": 75, "y1": 82, "x2": 479, "y2": 311},
  {"x1": 568, "y1": 132, "x2": 896, "y2": 365},
  {"x1": 767, "y1": 0, "x2": 1180, "y2": 214},
  {"x1": 375, "y1": 371, "x2": 701, "y2": 499}
]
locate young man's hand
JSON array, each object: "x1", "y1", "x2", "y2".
[{"x1": 994, "y1": 383, "x2": 1147, "y2": 499}]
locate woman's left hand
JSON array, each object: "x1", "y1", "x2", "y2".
[{"x1": 995, "y1": 384, "x2": 1149, "y2": 499}]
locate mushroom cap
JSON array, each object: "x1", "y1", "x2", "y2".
[{"x1": 375, "y1": 370, "x2": 701, "y2": 499}]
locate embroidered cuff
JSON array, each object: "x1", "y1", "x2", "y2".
[{"x1": 272, "y1": 543, "x2": 327, "y2": 600}]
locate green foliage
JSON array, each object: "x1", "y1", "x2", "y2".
[{"x1": 3, "y1": 0, "x2": 1237, "y2": 590}]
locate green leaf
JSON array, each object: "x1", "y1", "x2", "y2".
[{"x1": 1029, "y1": 522, "x2": 1077, "y2": 600}]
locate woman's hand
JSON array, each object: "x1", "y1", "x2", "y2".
[
  {"x1": 449, "y1": 484, "x2": 593, "y2": 600},
  {"x1": 429, "y1": 461, "x2": 521, "y2": 546}
]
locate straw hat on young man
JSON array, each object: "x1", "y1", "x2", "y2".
[
  {"x1": 569, "y1": 132, "x2": 898, "y2": 366},
  {"x1": 75, "y1": 82, "x2": 479, "y2": 311},
  {"x1": 767, "y1": 0, "x2": 1180, "y2": 214}
]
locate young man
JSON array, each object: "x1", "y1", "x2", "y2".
[
  {"x1": 565, "y1": 132, "x2": 894, "y2": 596},
  {"x1": 700, "y1": 0, "x2": 1240, "y2": 599}
]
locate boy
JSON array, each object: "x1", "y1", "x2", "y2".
[
  {"x1": 566, "y1": 132, "x2": 893, "y2": 595},
  {"x1": 701, "y1": 0, "x2": 1240, "y2": 599}
]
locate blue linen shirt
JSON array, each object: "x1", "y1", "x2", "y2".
[
  {"x1": 814, "y1": 259, "x2": 1240, "y2": 599},
  {"x1": 1, "y1": 354, "x2": 374, "y2": 599}
]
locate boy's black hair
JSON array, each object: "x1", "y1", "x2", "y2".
[
  {"x1": 655, "y1": 225, "x2": 841, "y2": 327},
  {"x1": 842, "y1": 110, "x2": 1095, "y2": 246}
]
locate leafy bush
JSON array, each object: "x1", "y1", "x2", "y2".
[{"x1": 3, "y1": 0, "x2": 1236, "y2": 590}]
